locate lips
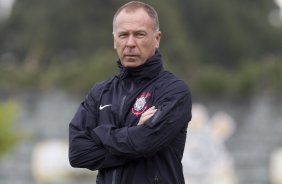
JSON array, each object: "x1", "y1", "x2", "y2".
[
  {"x1": 124, "y1": 54, "x2": 139, "y2": 58},
  {"x1": 124, "y1": 53, "x2": 138, "y2": 56}
]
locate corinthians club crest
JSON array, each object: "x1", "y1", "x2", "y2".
[{"x1": 132, "y1": 92, "x2": 151, "y2": 116}]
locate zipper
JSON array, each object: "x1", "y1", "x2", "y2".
[
  {"x1": 118, "y1": 95, "x2": 127, "y2": 127},
  {"x1": 117, "y1": 82, "x2": 134, "y2": 127},
  {"x1": 112, "y1": 170, "x2": 117, "y2": 184},
  {"x1": 113, "y1": 82, "x2": 134, "y2": 184},
  {"x1": 154, "y1": 175, "x2": 159, "y2": 184}
]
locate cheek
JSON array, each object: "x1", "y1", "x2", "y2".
[
  {"x1": 115, "y1": 41, "x2": 125, "y2": 50},
  {"x1": 142, "y1": 40, "x2": 156, "y2": 53},
  {"x1": 115, "y1": 42, "x2": 124, "y2": 53},
  {"x1": 114, "y1": 38, "x2": 123, "y2": 49}
]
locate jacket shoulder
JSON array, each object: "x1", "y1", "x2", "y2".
[
  {"x1": 159, "y1": 71, "x2": 190, "y2": 93},
  {"x1": 88, "y1": 77, "x2": 116, "y2": 100}
]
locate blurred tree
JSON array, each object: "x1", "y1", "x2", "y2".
[
  {"x1": 0, "y1": 100, "x2": 19, "y2": 158},
  {"x1": 0, "y1": 0, "x2": 281, "y2": 97},
  {"x1": 180, "y1": 0, "x2": 282, "y2": 67},
  {"x1": 0, "y1": 0, "x2": 115, "y2": 68},
  {"x1": 1, "y1": 0, "x2": 280, "y2": 68}
]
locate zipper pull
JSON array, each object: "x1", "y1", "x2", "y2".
[{"x1": 154, "y1": 175, "x2": 159, "y2": 183}]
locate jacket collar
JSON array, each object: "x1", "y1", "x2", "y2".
[{"x1": 117, "y1": 49, "x2": 163, "y2": 81}]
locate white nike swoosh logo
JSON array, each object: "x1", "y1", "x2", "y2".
[{"x1": 99, "y1": 104, "x2": 111, "y2": 110}]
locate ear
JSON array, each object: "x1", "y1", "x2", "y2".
[
  {"x1": 154, "y1": 31, "x2": 161, "y2": 48},
  {"x1": 113, "y1": 33, "x2": 117, "y2": 49}
]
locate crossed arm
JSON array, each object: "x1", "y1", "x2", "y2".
[
  {"x1": 69, "y1": 83, "x2": 191, "y2": 171},
  {"x1": 68, "y1": 104, "x2": 157, "y2": 170}
]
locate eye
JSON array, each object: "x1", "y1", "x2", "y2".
[
  {"x1": 118, "y1": 33, "x2": 128, "y2": 38},
  {"x1": 135, "y1": 32, "x2": 146, "y2": 38}
]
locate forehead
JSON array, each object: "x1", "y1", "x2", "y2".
[{"x1": 114, "y1": 8, "x2": 154, "y2": 32}]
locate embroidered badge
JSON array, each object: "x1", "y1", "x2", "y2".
[{"x1": 131, "y1": 92, "x2": 151, "y2": 116}]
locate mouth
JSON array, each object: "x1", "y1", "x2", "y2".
[
  {"x1": 124, "y1": 55, "x2": 139, "y2": 61},
  {"x1": 125, "y1": 54, "x2": 138, "y2": 57}
]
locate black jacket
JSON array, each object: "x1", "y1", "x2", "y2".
[{"x1": 69, "y1": 50, "x2": 192, "y2": 184}]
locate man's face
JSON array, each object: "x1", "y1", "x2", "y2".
[{"x1": 113, "y1": 8, "x2": 161, "y2": 68}]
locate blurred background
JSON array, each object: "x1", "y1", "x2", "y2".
[{"x1": 0, "y1": 0, "x2": 281, "y2": 184}]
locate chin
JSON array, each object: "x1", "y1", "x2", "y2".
[
  {"x1": 121, "y1": 60, "x2": 142, "y2": 68},
  {"x1": 123, "y1": 63, "x2": 141, "y2": 68}
]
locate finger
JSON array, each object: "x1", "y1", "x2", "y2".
[
  {"x1": 147, "y1": 109, "x2": 157, "y2": 115},
  {"x1": 146, "y1": 106, "x2": 156, "y2": 111},
  {"x1": 138, "y1": 107, "x2": 157, "y2": 125},
  {"x1": 142, "y1": 108, "x2": 157, "y2": 117}
]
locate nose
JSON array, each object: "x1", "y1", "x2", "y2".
[{"x1": 125, "y1": 35, "x2": 136, "y2": 47}]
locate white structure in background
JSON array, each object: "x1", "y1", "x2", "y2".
[
  {"x1": 31, "y1": 139, "x2": 96, "y2": 184},
  {"x1": 275, "y1": 0, "x2": 282, "y2": 18},
  {"x1": 183, "y1": 103, "x2": 238, "y2": 184},
  {"x1": 270, "y1": 148, "x2": 282, "y2": 184},
  {"x1": 0, "y1": 0, "x2": 15, "y2": 20},
  {"x1": 270, "y1": 0, "x2": 282, "y2": 27}
]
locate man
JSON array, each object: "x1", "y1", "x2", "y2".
[{"x1": 69, "y1": 1, "x2": 192, "y2": 183}]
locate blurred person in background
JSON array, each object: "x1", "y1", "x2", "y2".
[{"x1": 68, "y1": 1, "x2": 192, "y2": 183}]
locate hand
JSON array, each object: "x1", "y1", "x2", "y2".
[{"x1": 138, "y1": 106, "x2": 157, "y2": 125}]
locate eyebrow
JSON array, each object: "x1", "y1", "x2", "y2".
[{"x1": 117, "y1": 29, "x2": 147, "y2": 34}]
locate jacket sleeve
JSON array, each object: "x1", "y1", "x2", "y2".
[
  {"x1": 92, "y1": 80, "x2": 192, "y2": 158},
  {"x1": 68, "y1": 84, "x2": 129, "y2": 170}
]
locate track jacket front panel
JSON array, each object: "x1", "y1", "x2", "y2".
[{"x1": 69, "y1": 51, "x2": 192, "y2": 184}]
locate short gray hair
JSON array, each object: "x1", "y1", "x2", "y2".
[{"x1": 113, "y1": 1, "x2": 159, "y2": 32}]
